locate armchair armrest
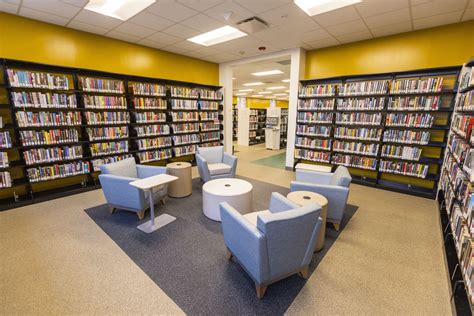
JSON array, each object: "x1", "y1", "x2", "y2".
[
  {"x1": 220, "y1": 202, "x2": 269, "y2": 284},
  {"x1": 196, "y1": 153, "x2": 211, "y2": 182},
  {"x1": 223, "y1": 152, "x2": 238, "y2": 178},
  {"x1": 295, "y1": 169, "x2": 332, "y2": 185},
  {"x1": 137, "y1": 165, "x2": 167, "y2": 179},
  {"x1": 99, "y1": 174, "x2": 146, "y2": 211},
  {"x1": 268, "y1": 192, "x2": 299, "y2": 213}
]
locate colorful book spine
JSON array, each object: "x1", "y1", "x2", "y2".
[
  {"x1": 7, "y1": 69, "x2": 69, "y2": 89},
  {"x1": 173, "y1": 144, "x2": 197, "y2": 157},
  {"x1": 0, "y1": 171, "x2": 12, "y2": 188},
  {"x1": 457, "y1": 91, "x2": 474, "y2": 111},
  {"x1": 134, "y1": 124, "x2": 170, "y2": 137},
  {"x1": 296, "y1": 125, "x2": 331, "y2": 137},
  {"x1": 200, "y1": 122, "x2": 219, "y2": 132},
  {"x1": 171, "y1": 112, "x2": 199, "y2": 122},
  {"x1": 298, "y1": 84, "x2": 337, "y2": 97},
  {"x1": 334, "y1": 127, "x2": 381, "y2": 141},
  {"x1": 379, "y1": 160, "x2": 429, "y2": 178},
  {"x1": 85, "y1": 111, "x2": 130, "y2": 125},
  {"x1": 19, "y1": 129, "x2": 79, "y2": 146},
  {"x1": 294, "y1": 149, "x2": 330, "y2": 163},
  {"x1": 83, "y1": 95, "x2": 127, "y2": 109},
  {"x1": 12, "y1": 92, "x2": 77, "y2": 108},
  {"x1": 16, "y1": 111, "x2": 81, "y2": 127},
  {"x1": 332, "y1": 154, "x2": 377, "y2": 170},
  {"x1": 0, "y1": 152, "x2": 9, "y2": 168},
  {"x1": 200, "y1": 112, "x2": 219, "y2": 121},
  {"x1": 86, "y1": 126, "x2": 128, "y2": 141},
  {"x1": 388, "y1": 96, "x2": 440, "y2": 111},
  {"x1": 131, "y1": 83, "x2": 166, "y2": 96},
  {"x1": 383, "y1": 130, "x2": 430, "y2": 145},
  {"x1": 332, "y1": 140, "x2": 379, "y2": 156},
  {"x1": 336, "y1": 97, "x2": 385, "y2": 110},
  {"x1": 172, "y1": 134, "x2": 200, "y2": 146},
  {"x1": 390, "y1": 77, "x2": 444, "y2": 94},
  {"x1": 298, "y1": 99, "x2": 335, "y2": 110},
  {"x1": 170, "y1": 86, "x2": 199, "y2": 98},
  {"x1": 336, "y1": 112, "x2": 382, "y2": 125},
  {"x1": 200, "y1": 131, "x2": 220, "y2": 142},
  {"x1": 199, "y1": 101, "x2": 219, "y2": 110},
  {"x1": 90, "y1": 141, "x2": 129, "y2": 157},
  {"x1": 297, "y1": 112, "x2": 333, "y2": 123},
  {"x1": 133, "y1": 97, "x2": 167, "y2": 109},
  {"x1": 198, "y1": 89, "x2": 222, "y2": 100},
  {"x1": 339, "y1": 80, "x2": 389, "y2": 96},
  {"x1": 0, "y1": 131, "x2": 12, "y2": 149},
  {"x1": 137, "y1": 149, "x2": 172, "y2": 163},
  {"x1": 380, "y1": 145, "x2": 422, "y2": 161},
  {"x1": 91, "y1": 155, "x2": 133, "y2": 172},
  {"x1": 137, "y1": 137, "x2": 172, "y2": 150},
  {"x1": 385, "y1": 113, "x2": 434, "y2": 128},
  {"x1": 23, "y1": 145, "x2": 83, "y2": 165},
  {"x1": 170, "y1": 99, "x2": 198, "y2": 110},
  {"x1": 135, "y1": 112, "x2": 166, "y2": 123},
  {"x1": 295, "y1": 137, "x2": 331, "y2": 150},
  {"x1": 79, "y1": 77, "x2": 124, "y2": 93},
  {"x1": 27, "y1": 161, "x2": 90, "y2": 183}
]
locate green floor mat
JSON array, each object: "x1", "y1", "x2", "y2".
[{"x1": 252, "y1": 152, "x2": 287, "y2": 170}]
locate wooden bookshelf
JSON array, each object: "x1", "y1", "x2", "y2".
[
  {"x1": 0, "y1": 58, "x2": 223, "y2": 210},
  {"x1": 296, "y1": 67, "x2": 460, "y2": 199}
]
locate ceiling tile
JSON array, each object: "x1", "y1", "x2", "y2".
[
  {"x1": 371, "y1": 21, "x2": 413, "y2": 37},
  {"x1": 336, "y1": 30, "x2": 373, "y2": 44},
  {"x1": 181, "y1": 50, "x2": 210, "y2": 59},
  {"x1": 211, "y1": 35, "x2": 267, "y2": 56},
  {"x1": 67, "y1": 20, "x2": 109, "y2": 35},
  {"x1": 258, "y1": 3, "x2": 318, "y2": 28},
  {"x1": 364, "y1": 8, "x2": 411, "y2": 29},
  {"x1": 305, "y1": 37, "x2": 340, "y2": 49},
  {"x1": 127, "y1": 11, "x2": 175, "y2": 31},
  {"x1": 192, "y1": 46, "x2": 222, "y2": 57},
  {"x1": 172, "y1": 40, "x2": 204, "y2": 51},
  {"x1": 203, "y1": 0, "x2": 253, "y2": 23},
  {"x1": 411, "y1": 0, "x2": 467, "y2": 19},
  {"x1": 59, "y1": 0, "x2": 88, "y2": 7},
  {"x1": 180, "y1": 13, "x2": 224, "y2": 32},
  {"x1": 73, "y1": 9, "x2": 123, "y2": 29},
  {"x1": 137, "y1": 38, "x2": 169, "y2": 49},
  {"x1": 113, "y1": 22, "x2": 157, "y2": 38},
  {"x1": 19, "y1": 7, "x2": 70, "y2": 26},
  {"x1": 413, "y1": 10, "x2": 464, "y2": 30},
  {"x1": 235, "y1": 0, "x2": 291, "y2": 14},
  {"x1": 0, "y1": 2, "x2": 18, "y2": 14},
  {"x1": 301, "y1": 28, "x2": 333, "y2": 42},
  {"x1": 177, "y1": 0, "x2": 225, "y2": 12},
  {"x1": 462, "y1": 7, "x2": 474, "y2": 20},
  {"x1": 162, "y1": 23, "x2": 200, "y2": 39},
  {"x1": 355, "y1": 0, "x2": 409, "y2": 18},
  {"x1": 161, "y1": 45, "x2": 190, "y2": 55},
  {"x1": 145, "y1": 31, "x2": 182, "y2": 46},
  {"x1": 22, "y1": 0, "x2": 81, "y2": 19},
  {"x1": 146, "y1": 0, "x2": 198, "y2": 22},
  {"x1": 312, "y1": 6, "x2": 361, "y2": 27},
  {"x1": 326, "y1": 19, "x2": 369, "y2": 36},
  {"x1": 106, "y1": 30, "x2": 142, "y2": 43},
  {"x1": 204, "y1": 51, "x2": 240, "y2": 63}
]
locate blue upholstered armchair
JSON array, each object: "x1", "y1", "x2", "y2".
[
  {"x1": 98, "y1": 158, "x2": 168, "y2": 219},
  {"x1": 220, "y1": 192, "x2": 322, "y2": 299},
  {"x1": 196, "y1": 146, "x2": 237, "y2": 182},
  {"x1": 290, "y1": 166, "x2": 352, "y2": 231}
]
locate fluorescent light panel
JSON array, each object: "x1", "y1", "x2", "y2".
[
  {"x1": 274, "y1": 93, "x2": 287, "y2": 96},
  {"x1": 187, "y1": 26, "x2": 247, "y2": 46},
  {"x1": 85, "y1": 0, "x2": 155, "y2": 20},
  {"x1": 259, "y1": 91, "x2": 272, "y2": 94},
  {"x1": 251, "y1": 94, "x2": 263, "y2": 97},
  {"x1": 238, "y1": 89, "x2": 254, "y2": 92},
  {"x1": 251, "y1": 70, "x2": 284, "y2": 76},
  {"x1": 294, "y1": 0, "x2": 362, "y2": 17},
  {"x1": 267, "y1": 86, "x2": 285, "y2": 90},
  {"x1": 281, "y1": 79, "x2": 290, "y2": 82},
  {"x1": 234, "y1": 93, "x2": 247, "y2": 96},
  {"x1": 243, "y1": 82, "x2": 265, "y2": 86}
]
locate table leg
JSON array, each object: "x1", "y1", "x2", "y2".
[
  {"x1": 137, "y1": 188, "x2": 177, "y2": 233},
  {"x1": 149, "y1": 188, "x2": 155, "y2": 226}
]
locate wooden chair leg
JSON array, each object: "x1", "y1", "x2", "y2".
[
  {"x1": 333, "y1": 223, "x2": 340, "y2": 231},
  {"x1": 299, "y1": 266, "x2": 310, "y2": 279},
  {"x1": 109, "y1": 207, "x2": 116, "y2": 214},
  {"x1": 137, "y1": 211, "x2": 145, "y2": 220},
  {"x1": 255, "y1": 283, "x2": 267, "y2": 299},
  {"x1": 226, "y1": 248, "x2": 233, "y2": 260},
  {"x1": 160, "y1": 198, "x2": 166, "y2": 205}
]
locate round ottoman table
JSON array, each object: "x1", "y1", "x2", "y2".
[
  {"x1": 287, "y1": 191, "x2": 328, "y2": 252},
  {"x1": 166, "y1": 162, "x2": 192, "y2": 198},
  {"x1": 202, "y1": 178, "x2": 253, "y2": 221}
]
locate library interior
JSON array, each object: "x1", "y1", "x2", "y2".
[{"x1": 1, "y1": 0, "x2": 474, "y2": 314}]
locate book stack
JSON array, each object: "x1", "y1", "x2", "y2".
[
  {"x1": 23, "y1": 146, "x2": 83, "y2": 165},
  {"x1": 16, "y1": 111, "x2": 81, "y2": 127},
  {"x1": 131, "y1": 83, "x2": 166, "y2": 96},
  {"x1": 137, "y1": 137, "x2": 172, "y2": 150},
  {"x1": 171, "y1": 112, "x2": 199, "y2": 122},
  {"x1": 133, "y1": 97, "x2": 167, "y2": 109},
  {"x1": 0, "y1": 152, "x2": 9, "y2": 168},
  {"x1": 381, "y1": 145, "x2": 422, "y2": 161},
  {"x1": 27, "y1": 161, "x2": 90, "y2": 183},
  {"x1": 298, "y1": 84, "x2": 338, "y2": 97},
  {"x1": 91, "y1": 155, "x2": 133, "y2": 172},
  {"x1": 170, "y1": 86, "x2": 199, "y2": 98},
  {"x1": 137, "y1": 149, "x2": 172, "y2": 163},
  {"x1": 334, "y1": 127, "x2": 381, "y2": 141},
  {"x1": 83, "y1": 95, "x2": 127, "y2": 109},
  {"x1": 391, "y1": 77, "x2": 444, "y2": 94},
  {"x1": 135, "y1": 124, "x2": 170, "y2": 137},
  {"x1": 298, "y1": 99, "x2": 335, "y2": 110},
  {"x1": 0, "y1": 171, "x2": 12, "y2": 188},
  {"x1": 7, "y1": 69, "x2": 69, "y2": 89},
  {"x1": 385, "y1": 113, "x2": 434, "y2": 128},
  {"x1": 12, "y1": 92, "x2": 77, "y2": 108},
  {"x1": 79, "y1": 77, "x2": 124, "y2": 93},
  {"x1": 135, "y1": 112, "x2": 166, "y2": 123},
  {"x1": 19, "y1": 129, "x2": 79, "y2": 146},
  {"x1": 0, "y1": 131, "x2": 12, "y2": 149},
  {"x1": 86, "y1": 126, "x2": 128, "y2": 141}
]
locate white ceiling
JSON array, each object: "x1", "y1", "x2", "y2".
[{"x1": 1, "y1": 0, "x2": 473, "y2": 63}]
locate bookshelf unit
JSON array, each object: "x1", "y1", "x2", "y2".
[
  {"x1": 249, "y1": 108, "x2": 266, "y2": 145},
  {"x1": 296, "y1": 67, "x2": 460, "y2": 199},
  {"x1": 280, "y1": 108, "x2": 288, "y2": 147},
  {"x1": 438, "y1": 58, "x2": 474, "y2": 314},
  {"x1": 0, "y1": 58, "x2": 223, "y2": 211}
]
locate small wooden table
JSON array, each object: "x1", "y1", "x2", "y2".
[
  {"x1": 287, "y1": 190, "x2": 328, "y2": 252},
  {"x1": 167, "y1": 162, "x2": 192, "y2": 198},
  {"x1": 130, "y1": 174, "x2": 178, "y2": 233}
]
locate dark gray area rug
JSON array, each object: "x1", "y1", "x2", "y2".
[{"x1": 84, "y1": 177, "x2": 358, "y2": 315}]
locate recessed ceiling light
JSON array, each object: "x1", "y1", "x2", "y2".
[
  {"x1": 281, "y1": 79, "x2": 290, "y2": 82},
  {"x1": 260, "y1": 91, "x2": 272, "y2": 94},
  {"x1": 234, "y1": 93, "x2": 247, "y2": 96},
  {"x1": 84, "y1": 0, "x2": 156, "y2": 20},
  {"x1": 274, "y1": 93, "x2": 287, "y2": 96},
  {"x1": 267, "y1": 86, "x2": 285, "y2": 90},
  {"x1": 251, "y1": 70, "x2": 284, "y2": 76},
  {"x1": 232, "y1": 77, "x2": 236, "y2": 80},
  {"x1": 243, "y1": 82, "x2": 265, "y2": 86},
  {"x1": 294, "y1": 0, "x2": 362, "y2": 17},
  {"x1": 238, "y1": 89, "x2": 254, "y2": 92},
  {"x1": 187, "y1": 26, "x2": 247, "y2": 46}
]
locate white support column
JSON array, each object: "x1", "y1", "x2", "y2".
[
  {"x1": 270, "y1": 99, "x2": 276, "y2": 108},
  {"x1": 285, "y1": 48, "x2": 306, "y2": 169},
  {"x1": 219, "y1": 64, "x2": 233, "y2": 153}
]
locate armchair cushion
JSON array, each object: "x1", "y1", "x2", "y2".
[
  {"x1": 100, "y1": 157, "x2": 137, "y2": 178},
  {"x1": 244, "y1": 210, "x2": 271, "y2": 226},
  {"x1": 330, "y1": 166, "x2": 352, "y2": 187},
  {"x1": 208, "y1": 163, "x2": 232, "y2": 176},
  {"x1": 197, "y1": 146, "x2": 224, "y2": 164},
  {"x1": 295, "y1": 169, "x2": 332, "y2": 185},
  {"x1": 137, "y1": 165, "x2": 167, "y2": 179}
]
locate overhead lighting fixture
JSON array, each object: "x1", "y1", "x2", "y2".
[
  {"x1": 243, "y1": 82, "x2": 265, "y2": 86},
  {"x1": 281, "y1": 79, "x2": 290, "y2": 82},
  {"x1": 277, "y1": 98, "x2": 288, "y2": 100},
  {"x1": 267, "y1": 86, "x2": 285, "y2": 90},
  {"x1": 251, "y1": 94, "x2": 263, "y2": 97},
  {"x1": 232, "y1": 77, "x2": 236, "y2": 80},
  {"x1": 251, "y1": 70, "x2": 284, "y2": 76},
  {"x1": 187, "y1": 26, "x2": 247, "y2": 46},
  {"x1": 259, "y1": 91, "x2": 272, "y2": 94},
  {"x1": 234, "y1": 93, "x2": 247, "y2": 96},
  {"x1": 84, "y1": 0, "x2": 155, "y2": 20},
  {"x1": 274, "y1": 93, "x2": 287, "y2": 96},
  {"x1": 294, "y1": 0, "x2": 362, "y2": 17},
  {"x1": 238, "y1": 89, "x2": 254, "y2": 92}
]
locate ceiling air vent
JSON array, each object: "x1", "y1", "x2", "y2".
[
  {"x1": 236, "y1": 17, "x2": 269, "y2": 34},
  {"x1": 277, "y1": 60, "x2": 291, "y2": 66}
]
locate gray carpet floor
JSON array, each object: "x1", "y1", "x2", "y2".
[{"x1": 85, "y1": 177, "x2": 358, "y2": 315}]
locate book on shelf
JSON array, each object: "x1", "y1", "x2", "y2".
[
  {"x1": 452, "y1": 114, "x2": 474, "y2": 138},
  {"x1": 459, "y1": 68, "x2": 474, "y2": 91},
  {"x1": 173, "y1": 144, "x2": 197, "y2": 157},
  {"x1": 199, "y1": 112, "x2": 219, "y2": 121},
  {"x1": 332, "y1": 154, "x2": 377, "y2": 170},
  {"x1": 379, "y1": 160, "x2": 428, "y2": 178},
  {"x1": 334, "y1": 127, "x2": 381, "y2": 141},
  {"x1": 83, "y1": 95, "x2": 127, "y2": 109},
  {"x1": 339, "y1": 80, "x2": 389, "y2": 96},
  {"x1": 16, "y1": 111, "x2": 82, "y2": 127},
  {"x1": 133, "y1": 97, "x2": 167, "y2": 110},
  {"x1": 297, "y1": 112, "x2": 333, "y2": 124},
  {"x1": 0, "y1": 171, "x2": 12, "y2": 188},
  {"x1": 390, "y1": 77, "x2": 444, "y2": 94},
  {"x1": 295, "y1": 137, "x2": 331, "y2": 150},
  {"x1": 294, "y1": 148, "x2": 330, "y2": 163},
  {"x1": 200, "y1": 122, "x2": 219, "y2": 132},
  {"x1": 335, "y1": 112, "x2": 382, "y2": 125},
  {"x1": 298, "y1": 84, "x2": 338, "y2": 97},
  {"x1": 131, "y1": 83, "x2": 166, "y2": 96},
  {"x1": 198, "y1": 101, "x2": 219, "y2": 110},
  {"x1": 137, "y1": 149, "x2": 172, "y2": 163},
  {"x1": 12, "y1": 91, "x2": 77, "y2": 109},
  {"x1": 200, "y1": 141, "x2": 221, "y2": 147},
  {"x1": 23, "y1": 145, "x2": 83, "y2": 165},
  {"x1": 86, "y1": 126, "x2": 128, "y2": 141},
  {"x1": 19, "y1": 129, "x2": 79, "y2": 146},
  {"x1": 298, "y1": 99, "x2": 335, "y2": 110},
  {"x1": 197, "y1": 89, "x2": 222, "y2": 100},
  {"x1": 135, "y1": 112, "x2": 166, "y2": 123},
  {"x1": 27, "y1": 161, "x2": 90, "y2": 183},
  {"x1": 171, "y1": 123, "x2": 199, "y2": 134},
  {"x1": 296, "y1": 125, "x2": 331, "y2": 137},
  {"x1": 91, "y1": 155, "x2": 133, "y2": 172},
  {"x1": 170, "y1": 99, "x2": 199, "y2": 110},
  {"x1": 332, "y1": 140, "x2": 379, "y2": 157},
  {"x1": 171, "y1": 111, "x2": 199, "y2": 122},
  {"x1": 385, "y1": 113, "x2": 434, "y2": 128},
  {"x1": 134, "y1": 124, "x2": 170, "y2": 137},
  {"x1": 90, "y1": 140, "x2": 129, "y2": 157},
  {"x1": 79, "y1": 77, "x2": 124, "y2": 93},
  {"x1": 457, "y1": 91, "x2": 474, "y2": 111},
  {"x1": 381, "y1": 145, "x2": 422, "y2": 161},
  {"x1": 170, "y1": 86, "x2": 199, "y2": 99},
  {"x1": 172, "y1": 134, "x2": 200, "y2": 146},
  {"x1": 137, "y1": 137, "x2": 172, "y2": 150},
  {"x1": 448, "y1": 133, "x2": 470, "y2": 169},
  {"x1": 388, "y1": 96, "x2": 440, "y2": 111},
  {"x1": 7, "y1": 69, "x2": 69, "y2": 90},
  {"x1": 0, "y1": 152, "x2": 9, "y2": 168},
  {"x1": 200, "y1": 131, "x2": 220, "y2": 142},
  {"x1": 337, "y1": 97, "x2": 385, "y2": 110},
  {"x1": 383, "y1": 129, "x2": 430, "y2": 145},
  {"x1": 0, "y1": 131, "x2": 12, "y2": 149},
  {"x1": 85, "y1": 111, "x2": 130, "y2": 125}
]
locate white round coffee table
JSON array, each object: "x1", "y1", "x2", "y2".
[{"x1": 202, "y1": 178, "x2": 253, "y2": 221}]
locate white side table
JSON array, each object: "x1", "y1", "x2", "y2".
[
  {"x1": 202, "y1": 178, "x2": 253, "y2": 222},
  {"x1": 130, "y1": 174, "x2": 178, "y2": 233}
]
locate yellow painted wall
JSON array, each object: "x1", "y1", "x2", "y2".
[
  {"x1": 305, "y1": 21, "x2": 474, "y2": 79},
  {"x1": 0, "y1": 12, "x2": 218, "y2": 85},
  {"x1": 241, "y1": 97, "x2": 289, "y2": 109}
]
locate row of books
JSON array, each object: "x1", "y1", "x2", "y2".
[
  {"x1": 170, "y1": 99, "x2": 198, "y2": 110},
  {"x1": 385, "y1": 113, "x2": 434, "y2": 128},
  {"x1": 83, "y1": 95, "x2": 127, "y2": 109},
  {"x1": 337, "y1": 97, "x2": 385, "y2": 110},
  {"x1": 459, "y1": 67, "x2": 474, "y2": 91},
  {"x1": 91, "y1": 155, "x2": 132, "y2": 172},
  {"x1": 137, "y1": 137, "x2": 172, "y2": 150},
  {"x1": 0, "y1": 131, "x2": 12, "y2": 149},
  {"x1": 382, "y1": 129, "x2": 430, "y2": 145},
  {"x1": 198, "y1": 89, "x2": 222, "y2": 100},
  {"x1": 296, "y1": 125, "x2": 330, "y2": 137},
  {"x1": 0, "y1": 152, "x2": 8, "y2": 168},
  {"x1": 336, "y1": 113, "x2": 382, "y2": 125},
  {"x1": 23, "y1": 146, "x2": 83, "y2": 165},
  {"x1": 200, "y1": 112, "x2": 219, "y2": 121},
  {"x1": 174, "y1": 144, "x2": 197, "y2": 157},
  {"x1": 334, "y1": 127, "x2": 381, "y2": 141},
  {"x1": 7, "y1": 69, "x2": 69, "y2": 90},
  {"x1": 452, "y1": 114, "x2": 474, "y2": 138},
  {"x1": 133, "y1": 97, "x2": 167, "y2": 109},
  {"x1": 16, "y1": 111, "x2": 81, "y2": 127},
  {"x1": 391, "y1": 77, "x2": 444, "y2": 94},
  {"x1": 12, "y1": 92, "x2": 77, "y2": 108},
  {"x1": 298, "y1": 84, "x2": 338, "y2": 97},
  {"x1": 379, "y1": 160, "x2": 429, "y2": 178},
  {"x1": 90, "y1": 141, "x2": 128, "y2": 157},
  {"x1": 131, "y1": 83, "x2": 166, "y2": 96},
  {"x1": 135, "y1": 124, "x2": 170, "y2": 137},
  {"x1": 332, "y1": 154, "x2": 377, "y2": 170},
  {"x1": 380, "y1": 145, "x2": 422, "y2": 161},
  {"x1": 86, "y1": 126, "x2": 128, "y2": 141},
  {"x1": 135, "y1": 112, "x2": 166, "y2": 123},
  {"x1": 388, "y1": 96, "x2": 440, "y2": 111},
  {"x1": 457, "y1": 91, "x2": 474, "y2": 111},
  {"x1": 295, "y1": 137, "x2": 331, "y2": 150},
  {"x1": 298, "y1": 99, "x2": 335, "y2": 110},
  {"x1": 171, "y1": 112, "x2": 199, "y2": 122},
  {"x1": 170, "y1": 86, "x2": 199, "y2": 98},
  {"x1": 332, "y1": 141, "x2": 379, "y2": 156},
  {"x1": 249, "y1": 123, "x2": 258, "y2": 130},
  {"x1": 173, "y1": 134, "x2": 200, "y2": 146},
  {"x1": 339, "y1": 80, "x2": 389, "y2": 96},
  {"x1": 0, "y1": 171, "x2": 12, "y2": 188},
  {"x1": 297, "y1": 112, "x2": 333, "y2": 123},
  {"x1": 84, "y1": 112, "x2": 130, "y2": 125},
  {"x1": 138, "y1": 149, "x2": 173, "y2": 163},
  {"x1": 294, "y1": 149, "x2": 331, "y2": 163},
  {"x1": 19, "y1": 129, "x2": 79, "y2": 146},
  {"x1": 27, "y1": 161, "x2": 90, "y2": 183},
  {"x1": 447, "y1": 134, "x2": 469, "y2": 167},
  {"x1": 79, "y1": 77, "x2": 124, "y2": 93}
]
